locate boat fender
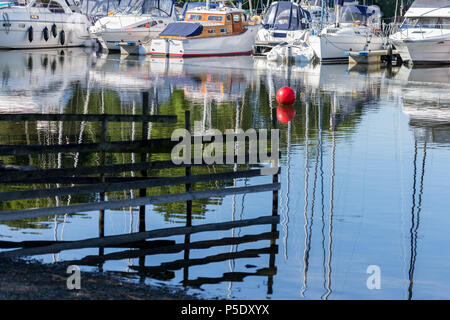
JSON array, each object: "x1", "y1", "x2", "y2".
[
  {"x1": 27, "y1": 26, "x2": 33, "y2": 42},
  {"x1": 2, "y1": 12, "x2": 10, "y2": 34},
  {"x1": 51, "y1": 23, "x2": 57, "y2": 38},
  {"x1": 43, "y1": 26, "x2": 49, "y2": 41},
  {"x1": 59, "y1": 29, "x2": 65, "y2": 45}
]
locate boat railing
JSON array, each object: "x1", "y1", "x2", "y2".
[{"x1": 388, "y1": 22, "x2": 450, "y2": 38}]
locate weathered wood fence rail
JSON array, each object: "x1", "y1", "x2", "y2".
[{"x1": 0, "y1": 92, "x2": 281, "y2": 291}]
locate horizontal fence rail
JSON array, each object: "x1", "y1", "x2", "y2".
[
  {"x1": 0, "y1": 113, "x2": 178, "y2": 123},
  {"x1": 0, "y1": 153, "x2": 279, "y2": 183},
  {"x1": 0, "y1": 132, "x2": 275, "y2": 155},
  {"x1": 0, "y1": 215, "x2": 280, "y2": 258}
]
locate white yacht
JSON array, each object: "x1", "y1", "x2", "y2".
[
  {"x1": 389, "y1": 0, "x2": 450, "y2": 64},
  {"x1": 308, "y1": 3, "x2": 386, "y2": 62},
  {"x1": 253, "y1": 1, "x2": 311, "y2": 55},
  {"x1": 0, "y1": 0, "x2": 91, "y2": 49},
  {"x1": 89, "y1": 0, "x2": 177, "y2": 52}
]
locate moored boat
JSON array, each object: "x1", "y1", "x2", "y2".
[
  {"x1": 308, "y1": 0, "x2": 386, "y2": 63},
  {"x1": 253, "y1": 1, "x2": 311, "y2": 55},
  {"x1": 150, "y1": 0, "x2": 259, "y2": 58},
  {"x1": 0, "y1": 0, "x2": 91, "y2": 49},
  {"x1": 89, "y1": 0, "x2": 177, "y2": 52},
  {"x1": 389, "y1": 0, "x2": 450, "y2": 64}
]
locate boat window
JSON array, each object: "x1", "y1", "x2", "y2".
[
  {"x1": 263, "y1": 4, "x2": 277, "y2": 25},
  {"x1": 122, "y1": 0, "x2": 173, "y2": 17},
  {"x1": 233, "y1": 14, "x2": 240, "y2": 22},
  {"x1": 220, "y1": 28, "x2": 227, "y2": 33},
  {"x1": 339, "y1": 5, "x2": 381, "y2": 26},
  {"x1": 187, "y1": 14, "x2": 202, "y2": 21},
  {"x1": 275, "y1": 9, "x2": 290, "y2": 25},
  {"x1": 48, "y1": 0, "x2": 65, "y2": 13},
  {"x1": 207, "y1": 15, "x2": 223, "y2": 22},
  {"x1": 32, "y1": 0, "x2": 50, "y2": 8},
  {"x1": 207, "y1": 29, "x2": 216, "y2": 34},
  {"x1": 226, "y1": 14, "x2": 231, "y2": 22},
  {"x1": 404, "y1": 17, "x2": 450, "y2": 29}
]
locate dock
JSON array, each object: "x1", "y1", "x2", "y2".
[{"x1": 345, "y1": 49, "x2": 400, "y2": 65}]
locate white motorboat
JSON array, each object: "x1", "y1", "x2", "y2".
[
  {"x1": 150, "y1": 1, "x2": 259, "y2": 58},
  {"x1": 253, "y1": 1, "x2": 311, "y2": 55},
  {"x1": 266, "y1": 38, "x2": 314, "y2": 63},
  {"x1": 89, "y1": 0, "x2": 177, "y2": 52},
  {"x1": 0, "y1": 0, "x2": 91, "y2": 49},
  {"x1": 308, "y1": 2, "x2": 386, "y2": 62},
  {"x1": 389, "y1": 0, "x2": 450, "y2": 64}
]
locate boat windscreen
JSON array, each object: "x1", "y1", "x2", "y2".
[
  {"x1": 340, "y1": 5, "x2": 381, "y2": 25},
  {"x1": 180, "y1": 2, "x2": 218, "y2": 19},
  {"x1": 122, "y1": 0, "x2": 173, "y2": 16},
  {"x1": 159, "y1": 22, "x2": 203, "y2": 37},
  {"x1": 263, "y1": 2, "x2": 306, "y2": 30}
]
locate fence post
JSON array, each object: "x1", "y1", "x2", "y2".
[
  {"x1": 98, "y1": 108, "x2": 108, "y2": 271},
  {"x1": 184, "y1": 110, "x2": 192, "y2": 285},
  {"x1": 139, "y1": 92, "x2": 149, "y2": 233},
  {"x1": 268, "y1": 106, "x2": 279, "y2": 294}
]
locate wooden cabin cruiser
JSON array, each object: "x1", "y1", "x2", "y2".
[
  {"x1": 89, "y1": 0, "x2": 177, "y2": 52},
  {"x1": 253, "y1": 1, "x2": 311, "y2": 55},
  {"x1": 389, "y1": 0, "x2": 450, "y2": 64},
  {"x1": 0, "y1": 0, "x2": 91, "y2": 49},
  {"x1": 150, "y1": 1, "x2": 259, "y2": 58},
  {"x1": 308, "y1": 1, "x2": 386, "y2": 62}
]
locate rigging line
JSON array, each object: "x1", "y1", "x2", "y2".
[
  {"x1": 318, "y1": 93, "x2": 327, "y2": 295},
  {"x1": 302, "y1": 100, "x2": 320, "y2": 297},
  {"x1": 323, "y1": 112, "x2": 336, "y2": 300},
  {"x1": 301, "y1": 92, "x2": 310, "y2": 297},
  {"x1": 408, "y1": 141, "x2": 427, "y2": 300},
  {"x1": 73, "y1": 79, "x2": 91, "y2": 169},
  {"x1": 281, "y1": 120, "x2": 292, "y2": 261},
  {"x1": 408, "y1": 139, "x2": 418, "y2": 300},
  {"x1": 396, "y1": 105, "x2": 408, "y2": 299},
  {"x1": 228, "y1": 97, "x2": 241, "y2": 298}
]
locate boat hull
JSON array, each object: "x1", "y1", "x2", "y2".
[
  {"x1": 309, "y1": 27, "x2": 385, "y2": 62},
  {"x1": 390, "y1": 37, "x2": 450, "y2": 64},
  {"x1": 93, "y1": 29, "x2": 163, "y2": 51},
  {"x1": 151, "y1": 26, "x2": 258, "y2": 58},
  {"x1": 0, "y1": 9, "x2": 90, "y2": 49}
]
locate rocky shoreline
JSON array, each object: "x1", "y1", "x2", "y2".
[{"x1": 0, "y1": 258, "x2": 200, "y2": 300}]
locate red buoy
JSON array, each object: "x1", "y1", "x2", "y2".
[
  {"x1": 276, "y1": 87, "x2": 296, "y2": 105},
  {"x1": 276, "y1": 104, "x2": 296, "y2": 123}
]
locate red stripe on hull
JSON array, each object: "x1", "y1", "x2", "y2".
[{"x1": 151, "y1": 51, "x2": 252, "y2": 58}]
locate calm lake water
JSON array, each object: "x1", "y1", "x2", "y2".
[{"x1": 0, "y1": 48, "x2": 449, "y2": 300}]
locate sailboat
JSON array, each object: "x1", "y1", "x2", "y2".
[
  {"x1": 308, "y1": 0, "x2": 386, "y2": 62},
  {"x1": 253, "y1": 1, "x2": 311, "y2": 55},
  {"x1": 0, "y1": 0, "x2": 92, "y2": 49}
]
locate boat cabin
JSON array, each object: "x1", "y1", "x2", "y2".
[
  {"x1": 262, "y1": 1, "x2": 311, "y2": 31},
  {"x1": 339, "y1": 5, "x2": 382, "y2": 27},
  {"x1": 27, "y1": 0, "x2": 80, "y2": 13},
  {"x1": 159, "y1": 6, "x2": 250, "y2": 39}
]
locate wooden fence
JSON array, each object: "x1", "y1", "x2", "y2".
[{"x1": 0, "y1": 92, "x2": 280, "y2": 291}]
